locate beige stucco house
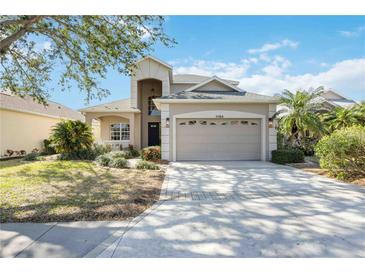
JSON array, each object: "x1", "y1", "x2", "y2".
[
  {"x1": 0, "y1": 91, "x2": 84, "y2": 156},
  {"x1": 80, "y1": 56, "x2": 280, "y2": 161}
]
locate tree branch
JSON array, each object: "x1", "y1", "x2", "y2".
[{"x1": 0, "y1": 16, "x2": 43, "y2": 54}]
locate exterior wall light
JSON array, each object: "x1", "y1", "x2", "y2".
[
  {"x1": 268, "y1": 117, "x2": 274, "y2": 128},
  {"x1": 165, "y1": 117, "x2": 170, "y2": 128}
]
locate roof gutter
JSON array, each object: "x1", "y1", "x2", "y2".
[{"x1": 153, "y1": 98, "x2": 280, "y2": 110}]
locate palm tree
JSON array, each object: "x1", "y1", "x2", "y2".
[
  {"x1": 275, "y1": 87, "x2": 327, "y2": 145},
  {"x1": 322, "y1": 103, "x2": 365, "y2": 133},
  {"x1": 51, "y1": 120, "x2": 94, "y2": 153}
]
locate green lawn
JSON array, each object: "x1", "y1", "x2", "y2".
[{"x1": 0, "y1": 160, "x2": 164, "y2": 222}]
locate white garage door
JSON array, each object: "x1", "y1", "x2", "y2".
[{"x1": 176, "y1": 118, "x2": 261, "y2": 161}]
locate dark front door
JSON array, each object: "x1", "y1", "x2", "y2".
[{"x1": 148, "y1": 122, "x2": 160, "y2": 146}]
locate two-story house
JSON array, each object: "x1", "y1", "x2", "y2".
[{"x1": 80, "y1": 56, "x2": 279, "y2": 161}]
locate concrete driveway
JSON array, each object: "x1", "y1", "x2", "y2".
[{"x1": 98, "y1": 161, "x2": 365, "y2": 257}]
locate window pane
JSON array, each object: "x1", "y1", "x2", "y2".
[{"x1": 120, "y1": 124, "x2": 130, "y2": 140}]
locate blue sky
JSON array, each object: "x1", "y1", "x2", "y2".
[{"x1": 47, "y1": 16, "x2": 365, "y2": 109}]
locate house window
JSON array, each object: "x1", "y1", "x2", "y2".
[
  {"x1": 148, "y1": 96, "x2": 157, "y2": 115},
  {"x1": 110, "y1": 123, "x2": 130, "y2": 140}
]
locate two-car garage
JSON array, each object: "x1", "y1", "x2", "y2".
[{"x1": 176, "y1": 118, "x2": 261, "y2": 161}]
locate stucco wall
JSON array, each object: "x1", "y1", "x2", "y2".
[
  {"x1": 0, "y1": 109, "x2": 63, "y2": 156},
  {"x1": 166, "y1": 103, "x2": 274, "y2": 161},
  {"x1": 130, "y1": 58, "x2": 171, "y2": 108}
]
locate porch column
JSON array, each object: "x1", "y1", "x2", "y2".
[{"x1": 129, "y1": 113, "x2": 135, "y2": 148}]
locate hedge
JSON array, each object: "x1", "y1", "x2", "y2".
[
  {"x1": 271, "y1": 149, "x2": 305, "y2": 164},
  {"x1": 315, "y1": 125, "x2": 365, "y2": 180}
]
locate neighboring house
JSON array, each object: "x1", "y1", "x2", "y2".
[
  {"x1": 80, "y1": 56, "x2": 279, "y2": 161},
  {"x1": 0, "y1": 91, "x2": 84, "y2": 156},
  {"x1": 320, "y1": 90, "x2": 357, "y2": 108}
]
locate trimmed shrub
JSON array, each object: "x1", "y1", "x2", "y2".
[
  {"x1": 110, "y1": 157, "x2": 128, "y2": 168},
  {"x1": 109, "y1": 151, "x2": 127, "y2": 158},
  {"x1": 58, "y1": 144, "x2": 112, "y2": 161},
  {"x1": 95, "y1": 154, "x2": 113, "y2": 166},
  {"x1": 42, "y1": 139, "x2": 56, "y2": 155},
  {"x1": 23, "y1": 152, "x2": 40, "y2": 161},
  {"x1": 93, "y1": 144, "x2": 112, "y2": 156},
  {"x1": 315, "y1": 125, "x2": 365, "y2": 180},
  {"x1": 141, "y1": 146, "x2": 161, "y2": 162},
  {"x1": 136, "y1": 160, "x2": 160, "y2": 170},
  {"x1": 271, "y1": 149, "x2": 305, "y2": 164},
  {"x1": 128, "y1": 144, "x2": 140, "y2": 158}
]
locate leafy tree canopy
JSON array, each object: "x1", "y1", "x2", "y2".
[{"x1": 0, "y1": 16, "x2": 175, "y2": 104}]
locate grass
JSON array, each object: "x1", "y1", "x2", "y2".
[{"x1": 0, "y1": 159, "x2": 164, "y2": 223}]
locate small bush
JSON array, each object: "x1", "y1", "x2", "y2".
[
  {"x1": 128, "y1": 144, "x2": 140, "y2": 158},
  {"x1": 141, "y1": 146, "x2": 161, "y2": 162},
  {"x1": 93, "y1": 143, "x2": 112, "y2": 156},
  {"x1": 42, "y1": 139, "x2": 56, "y2": 155},
  {"x1": 23, "y1": 152, "x2": 40, "y2": 161},
  {"x1": 110, "y1": 157, "x2": 128, "y2": 168},
  {"x1": 58, "y1": 144, "x2": 112, "y2": 161},
  {"x1": 95, "y1": 154, "x2": 113, "y2": 166},
  {"x1": 271, "y1": 149, "x2": 305, "y2": 164},
  {"x1": 109, "y1": 151, "x2": 128, "y2": 158},
  {"x1": 136, "y1": 160, "x2": 160, "y2": 170},
  {"x1": 315, "y1": 125, "x2": 365, "y2": 180}
]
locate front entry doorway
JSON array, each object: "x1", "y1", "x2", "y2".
[{"x1": 148, "y1": 122, "x2": 160, "y2": 146}]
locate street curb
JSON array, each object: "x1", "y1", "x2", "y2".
[{"x1": 83, "y1": 200, "x2": 166, "y2": 258}]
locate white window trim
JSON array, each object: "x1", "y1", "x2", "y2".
[
  {"x1": 110, "y1": 123, "x2": 130, "y2": 141},
  {"x1": 172, "y1": 110, "x2": 266, "y2": 161}
]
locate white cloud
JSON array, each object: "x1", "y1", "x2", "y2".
[
  {"x1": 247, "y1": 39, "x2": 299, "y2": 54},
  {"x1": 238, "y1": 58, "x2": 365, "y2": 98},
  {"x1": 339, "y1": 26, "x2": 365, "y2": 37},
  {"x1": 173, "y1": 56, "x2": 365, "y2": 100},
  {"x1": 174, "y1": 60, "x2": 250, "y2": 80}
]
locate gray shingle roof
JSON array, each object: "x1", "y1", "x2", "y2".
[
  {"x1": 159, "y1": 90, "x2": 279, "y2": 101},
  {"x1": 0, "y1": 91, "x2": 84, "y2": 120},
  {"x1": 79, "y1": 98, "x2": 140, "y2": 113},
  {"x1": 173, "y1": 74, "x2": 239, "y2": 85}
]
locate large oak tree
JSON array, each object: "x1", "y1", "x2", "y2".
[{"x1": 0, "y1": 16, "x2": 175, "y2": 104}]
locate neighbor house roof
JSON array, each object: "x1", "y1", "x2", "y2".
[
  {"x1": 0, "y1": 91, "x2": 84, "y2": 120},
  {"x1": 320, "y1": 90, "x2": 357, "y2": 108},
  {"x1": 173, "y1": 74, "x2": 240, "y2": 86},
  {"x1": 79, "y1": 98, "x2": 140, "y2": 113}
]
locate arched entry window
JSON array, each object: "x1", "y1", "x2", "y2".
[{"x1": 148, "y1": 96, "x2": 158, "y2": 115}]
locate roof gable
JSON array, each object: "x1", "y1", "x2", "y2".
[
  {"x1": 185, "y1": 77, "x2": 243, "y2": 93},
  {"x1": 135, "y1": 55, "x2": 172, "y2": 70}
]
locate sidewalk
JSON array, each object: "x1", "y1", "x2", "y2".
[{"x1": 0, "y1": 220, "x2": 129, "y2": 258}]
